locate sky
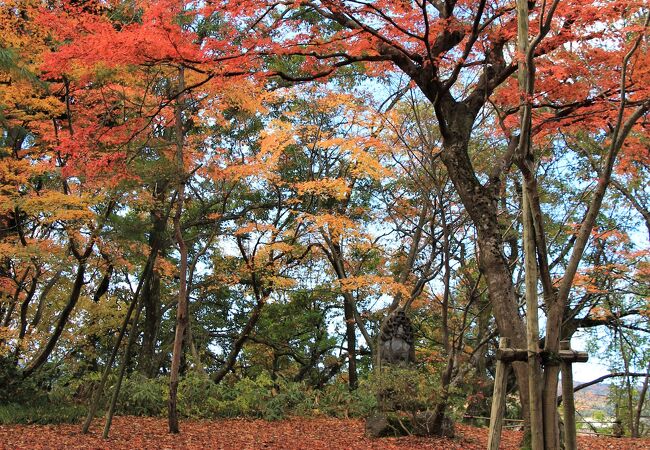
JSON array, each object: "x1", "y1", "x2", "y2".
[{"x1": 570, "y1": 336, "x2": 611, "y2": 382}]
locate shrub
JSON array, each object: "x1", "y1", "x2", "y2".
[
  {"x1": 368, "y1": 365, "x2": 437, "y2": 414},
  {"x1": 0, "y1": 370, "x2": 382, "y2": 424},
  {"x1": 0, "y1": 403, "x2": 85, "y2": 425},
  {"x1": 116, "y1": 373, "x2": 166, "y2": 416},
  {"x1": 178, "y1": 372, "x2": 220, "y2": 418}
]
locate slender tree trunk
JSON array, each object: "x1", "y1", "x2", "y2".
[
  {"x1": 633, "y1": 360, "x2": 650, "y2": 438},
  {"x1": 30, "y1": 270, "x2": 62, "y2": 329},
  {"x1": 103, "y1": 292, "x2": 146, "y2": 438},
  {"x1": 82, "y1": 250, "x2": 158, "y2": 434},
  {"x1": 619, "y1": 332, "x2": 635, "y2": 436},
  {"x1": 213, "y1": 296, "x2": 267, "y2": 384},
  {"x1": 22, "y1": 262, "x2": 86, "y2": 377},
  {"x1": 17, "y1": 272, "x2": 38, "y2": 339},
  {"x1": 343, "y1": 294, "x2": 358, "y2": 391},
  {"x1": 432, "y1": 211, "x2": 453, "y2": 429},
  {"x1": 168, "y1": 65, "x2": 188, "y2": 434},
  {"x1": 3, "y1": 268, "x2": 30, "y2": 327}
]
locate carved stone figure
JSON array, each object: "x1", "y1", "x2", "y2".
[{"x1": 380, "y1": 310, "x2": 415, "y2": 364}]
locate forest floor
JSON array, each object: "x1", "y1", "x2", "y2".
[{"x1": 1, "y1": 416, "x2": 648, "y2": 449}]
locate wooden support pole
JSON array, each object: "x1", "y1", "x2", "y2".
[
  {"x1": 497, "y1": 347, "x2": 529, "y2": 363},
  {"x1": 496, "y1": 348, "x2": 588, "y2": 364},
  {"x1": 561, "y1": 340, "x2": 577, "y2": 450},
  {"x1": 488, "y1": 337, "x2": 510, "y2": 450}
]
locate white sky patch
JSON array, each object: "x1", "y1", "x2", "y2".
[{"x1": 569, "y1": 335, "x2": 612, "y2": 383}]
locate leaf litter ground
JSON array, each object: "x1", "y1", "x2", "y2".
[{"x1": 0, "y1": 416, "x2": 648, "y2": 449}]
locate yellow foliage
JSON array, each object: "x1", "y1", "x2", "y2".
[
  {"x1": 17, "y1": 190, "x2": 95, "y2": 223},
  {"x1": 234, "y1": 222, "x2": 279, "y2": 236},
  {"x1": 338, "y1": 275, "x2": 411, "y2": 299},
  {"x1": 0, "y1": 327, "x2": 18, "y2": 356},
  {"x1": 265, "y1": 275, "x2": 296, "y2": 289},
  {"x1": 298, "y1": 212, "x2": 359, "y2": 239},
  {"x1": 294, "y1": 177, "x2": 350, "y2": 201}
]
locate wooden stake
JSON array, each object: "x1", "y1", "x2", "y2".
[
  {"x1": 561, "y1": 340, "x2": 577, "y2": 450},
  {"x1": 488, "y1": 337, "x2": 510, "y2": 450},
  {"x1": 515, "y1": 0, "x2": 545, "y2": 444}
]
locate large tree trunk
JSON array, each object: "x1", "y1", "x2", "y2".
[
  {"x1": 439, "y1": 136, "x2": 530, "y2": 421},
  {"x1": 140, "y1": 269, "x2": 162, "y2": 376},
  {"x1": 140, "y1": 184, "x2": 168, "y2": 377}
]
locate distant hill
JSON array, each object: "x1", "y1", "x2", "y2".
[{"x1": 573, "y1": 380, "x2": 611, "y2": 416}]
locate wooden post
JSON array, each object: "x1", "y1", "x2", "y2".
[
  {"x1": 488, "y1": 337, "x2": 510, "y2": 450},
  {"x1": 561, "y1": 340, "x2": 577, "y2": 450},
  {"x1": 523, "y1": 188, "x2": 544, "y2": 450},
  {"x1": 516, "y1": 0, "x2": 544, "y2": 444}
]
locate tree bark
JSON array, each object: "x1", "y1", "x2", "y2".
[
  {"x1": 22, "y1": 262, "x2": 86, "y2": 377},
  {"x1": 140, "y1": 270, "x2": 162, "y2": 377},
  {"x1": 140, "y1": 184, "x2": 168, "y2": 377},
  {"x1": 212, "y1": 295, "x2": 267, "y2": 384},
  {"x1": 439, "y1": 137, "x2": 530, "y2": 421},
  {"x1": 343, "y1": 294, "x2": 358, "y2": 390},
  {"x1": 168, "y1": 65, "x2": 188, "y2": 434}
]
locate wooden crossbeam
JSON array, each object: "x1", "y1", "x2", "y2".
[
  {"x1": 496, "y1": 348, "x2": 588, "y2": 364},
  {"x1": 488, "y1": 339, "x2": 588, "y2": 450}
]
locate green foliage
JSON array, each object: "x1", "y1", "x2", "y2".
[
  {"x1": 0, "y1": 403, "x2": 85, "y2": 425},
  {"x1": 0, "y1": 357, "x2": 56, "y2": 405},
  {"x1": 0, "y1": 370, "x2": 378, "y2": 424},
  {"x1": 117, "y1": 373, "x2": 167, "y2": 416},
  {"x1": 316, "y1": 380, "x2": 377, "y2": 418},
  {"x1": 175, "y1": 373, "x2": 376, "y2": 420},
  {"x1": 370, "y1": 365, "x2": 438, "y2": 414},
  {"x1": 177, "y1": 372, "x2": 220, "y2": 418},
  {"x1": 0, "y1": 361, "x2": 86, "y2": 425},
  {"x1": 206, "y1": 374, "x2": 275, "y2": 418}
]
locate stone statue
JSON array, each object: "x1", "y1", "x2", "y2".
[
  {"x1": 367, "y1": 309, "x2": 453, "y2": 438},
  {"x1": 380, "y1": 310, "x2": 415, "y2": 364}
]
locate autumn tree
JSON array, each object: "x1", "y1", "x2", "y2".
[{"x1": 218, "y1": 0, "x2": 649, "y2": 438}]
